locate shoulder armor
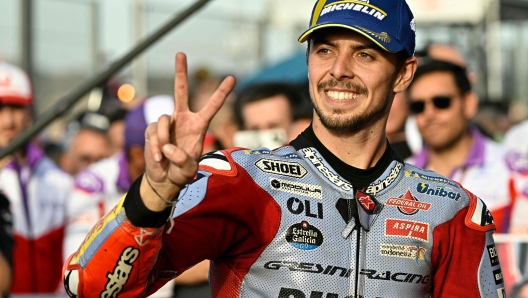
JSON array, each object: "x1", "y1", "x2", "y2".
[
  {"x1": 198, "y1": 149, "x2": 238, "y2": 176},
  {"x1": 459, "y1": 184, "x2": 496, "y2": 232}
]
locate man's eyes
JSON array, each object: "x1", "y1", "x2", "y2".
[{"x1": 358, "y1": 52, "x2": 373, "y2": 60}]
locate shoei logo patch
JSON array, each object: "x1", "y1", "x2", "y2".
[
  {"x1": 101, "y1": 246, "x2": 139, "y2": 298},
  {"x1": 255, "y1": 159, "x2": 307, "y2": 178},
  {"x1": 386, "y1": 189, "x2": 432, "y2": 215},
  {"x1": 320, "y1": 0, "x2": 387, "y2": 21},
  {"x1": 286, "y1": 221, "x2": 324, "y2": 250},
  {"x1": 270, "y1": 178, "x2": 322, "y2": 199},
  {"x1": 385, "y1": 219, "x2": 429, "y2": 242}
]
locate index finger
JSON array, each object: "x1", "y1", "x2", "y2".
[{"x1": 174, "y1": 52, "x2": 190, "y2": 113}]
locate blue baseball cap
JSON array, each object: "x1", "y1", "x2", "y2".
[{"x1": 298, "y1": 0, "x2": 416, "y2": 58}]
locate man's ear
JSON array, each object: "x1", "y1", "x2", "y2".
[
  {"x1": 463, "y1": 91, "x2": 478, "y2": 120},
  {"x1": 393, "y1": 57, "x2": 417, "y2": 94}
]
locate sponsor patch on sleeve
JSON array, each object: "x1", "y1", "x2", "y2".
[
  {"x1": 487, "y1": 244, "x2": 500, "y2": 267},
  {"x1": 198, "y1": 150, "x2": 237, "y2": 176},
  {"x1": 493, "y1": 268, "x2": 503, "y2": 285},
  {"x1": 101, "y1": 246, "x2": 140, "y2": 297}
]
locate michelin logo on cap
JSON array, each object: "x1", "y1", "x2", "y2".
[{"x1": 319, "y1": 0, "x2": 387, "y2": 21}]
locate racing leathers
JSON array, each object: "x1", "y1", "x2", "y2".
[
  {"x1": 0, "y1": 143, "x2": 72, "y2": 293},
  {"x1": 64, "y1": 128, "x2": 505, "y2": 297}
]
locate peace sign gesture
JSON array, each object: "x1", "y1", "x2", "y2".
[{"x1": 141, "y1": 53, "x2": 236, "y2": 211}]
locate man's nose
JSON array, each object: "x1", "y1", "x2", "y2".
[{"x1": 329, "y1": 52, "x2": 354, "y2": 80}]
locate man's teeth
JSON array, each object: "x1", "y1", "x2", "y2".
[{"x1": 326, "y1": 91, "x2": 359, "y2": 100}]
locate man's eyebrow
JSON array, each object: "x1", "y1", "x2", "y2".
[
  {"x1": 311, "y1": 38, "x2": 382, "y2": 52},
  {"x1": 352, "y1": 43, "x2": 381, "y2": 51},
  {"x1": 311, "y1": 38, "x2": 337, "y2": 48}
]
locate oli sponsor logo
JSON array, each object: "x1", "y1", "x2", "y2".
[
  {"x1": 101, "y1": 246, "x2": 140, "y2": 298},
  {"x1": 380, "y1": 243, "x2": 426, "y2": 265},
  {"x1": 287, "y1": 197, "x2": 323, "y2": 219},
  {"x1": 386, "y1": 189, "x2": 432, "y2": 215},
  {"x1": 285, "y1": 221, "x2": 323, "y2": 250},
  {"x1": 385, "y1": 218, "x2": 429, "y2": 242},
  {"x1": 416, "y1": 183, "x2": 461, "y2": 201},
  {"x1": 270, "y1": 178, "x2": 322, "y2": 199},
  {"x1": 255, "y1": 159, "x2": 307, "y2": 178}
]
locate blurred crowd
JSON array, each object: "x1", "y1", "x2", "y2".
[{"x1": 2, "y1": 41, "x2": 528, "y2": 297}]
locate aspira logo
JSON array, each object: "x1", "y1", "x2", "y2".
[
  {"x1": 100, "y1": 246, "x2": 140, "y2": 298},
  {"x1": 416, "y1": 183, "x2": 461, "y2": 201},
  {"x1": 270, "y1": 178, "x2": 322, "y2": 199},
  {"x1": 302, "y1": 148, "x2": 352, "y2": 191},
  {"x1": 320, "y1": 0, "x2": 387, "y2": 21},
  {"x1": 255, "y1": 159, "x2": 307, "y2": 178}
]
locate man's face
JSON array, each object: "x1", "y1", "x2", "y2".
[
  {"x1": 241, "y1": 95, "x2": 293, "y2": 131},
  {"x1": 408, "y1": 71, "x2": 469, "y2": 151},
  {"x1": 307, "y1": 29, "x2": 406, "y2": 134},
  {"x1": 67, "y1": 130, "x2": 110, "y2": 175},
  {"x1": 0, "y1": 104, "x2": 31, "y2": 148}
]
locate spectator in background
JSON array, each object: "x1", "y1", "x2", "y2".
[
  {"x1": 406, "y1": 60, "x2": 525, "y2": 291},
  {"x1": 0, "y1": 192, "x2": 13, "y2": 298},
  {"x1": 233, "y1": 82, "x2": 310, "y2": 148},
  {"x1": 234, "y1": 82, "x2": 306, "y2": 132},
  {"x1": 61, "y1": 127, "x2": 110, "y2": 175},
  {"x1": 404, "y1": 42, "x2": 474, "y2": 154},
  {"x1": 0, "y1": 61, "x2": 72, "y2": 294}
]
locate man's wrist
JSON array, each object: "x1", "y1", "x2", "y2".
[
  {"x1": 140, "y1": 175, "x2": 180, "y2": 212},
  {"x1": 123, "y1": 174, "x2": 173, "y2": 228}
]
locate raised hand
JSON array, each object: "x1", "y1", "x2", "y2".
[{"x1": 141, "y1": 53, "x2": 235, "y2": 211}]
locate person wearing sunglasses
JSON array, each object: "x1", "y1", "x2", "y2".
[{"x1": 407, "y1": 59, "x2": 528, "y2": 292}]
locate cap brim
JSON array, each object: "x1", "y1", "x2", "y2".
[
  {"x1": 0, "y1": 96, "x2": 32, "y2": 106},
  {"x1": 298, "y1": 23, "x2": 405, "y2": 55}
]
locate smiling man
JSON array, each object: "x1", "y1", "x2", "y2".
[{"x1": 64, "y1": 1, "x2": 504, "y2": 297}]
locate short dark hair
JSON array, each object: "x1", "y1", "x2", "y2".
[
  {"x1": 234, "y1": 82, "x2": 308, "y2": 127},
  {"x1": 409, "y1": 60, "x2": 471, "y2": 94}
]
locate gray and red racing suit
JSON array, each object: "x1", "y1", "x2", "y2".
[{"x1": 63, "y1": 130, "x2": 505, "y2": 298}]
